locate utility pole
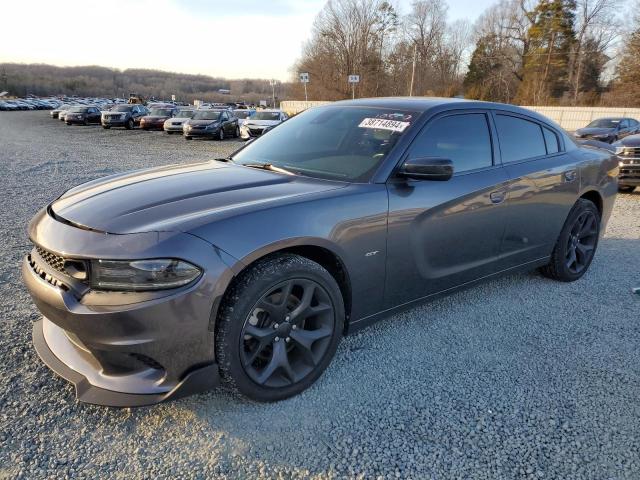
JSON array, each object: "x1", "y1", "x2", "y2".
[
  {"x1": 409, "y1": 43, "x2": 417, "y2": 96},
  {"x1": 269, "y1": 79, "x2": 277, "y2": 108},
  {"x1": 299, "y1": 73, "x2": 309, "y2": 102}
]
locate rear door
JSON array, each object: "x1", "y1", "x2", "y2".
[
  {"x1": 384, "y1": 110, "x2": 511, "y2": 307},
  {"x1": 493, "y1": 112, "x2": 580, "y2": 267}
]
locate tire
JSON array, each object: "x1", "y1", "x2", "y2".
[
  {"x1": 618, "y1": 186, "x2": 635, "y2": 193},
  {"x1": 125, "y1": 118, "x2": 134, "y2": 130},
  {"x1": 185, "y1": 136, "x2": 192, "y2": 140},
  {"x1": 218, "y1": 128, "x2": 225, "y2": 141},
  {"x1": 102, "y1": 125, "x2": 110, "y2": 129},
  {"x1": 83, "y1": 119, "x2": 88, "y2": 126},
  {"x1": 539, "y1": 198, "x2": 600, "y2": 282},
  {"x1": 234, "y1": 125, "x2": 240, "y2": 138},
  {"x1": 216, "y1": 254, "x2": 344, "y2": 402}
]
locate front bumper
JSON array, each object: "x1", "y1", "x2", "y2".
[
  {"x1": 23, "y1": 209, "x2": 236, "y2": 406},
  {"x1": 184, "y1": 127, "x2": 220, "y2": 137},
  {"x1": 140, "y1": 121, "x2": 165, "y2": 130},
  {"x1": 617, "y1": 158, "x2": 640, "y2": 186}
]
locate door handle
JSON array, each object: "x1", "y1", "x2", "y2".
[
  {"x1": 564, "y1": 170, "x2": 577, "y2": 183},
  {"x1": 490, "y1": 190, "x2": 506, "y2": 204}
]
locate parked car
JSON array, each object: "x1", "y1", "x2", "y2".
[
  {"x1": 65, "y1": 106, "x2": 102, "y2": 125},
  {"x1": 574, "y1": 117, "x2": 640, "y2": 143},
  {"x1": 240, "y1": 109, "x2": 288, "y2": 140},
  {"x1": 23, "y1": 98, "x2": 618, "y2": 407},
  {"x1": 183, "y1": 109, "x2": 239, "y2": 140},
  {"x1": 50, "y1": 105, "x2": 71, "y2": 119},
  {"x1": 140, "y1": 107, "x2": 178, "y2": 130},
  {"x1": 101, "y1": 104, "x2": 148, "y2": 129},
  {"x1": 163, "y1": 108, "x2": 195, "y2": 134},
  {"x1": 612, "y1": 135, "x2": 640, "y2": 192},
  {"x1": 58, "y1": 106, "x2": 75, "y2": 122},
  {"x1": 233, "y1": 109, "x2": 255, "y2": 127}
]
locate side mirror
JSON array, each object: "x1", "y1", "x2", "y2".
[{"x1": 398, "y1": 157, "x2": 454, "y2": 181}]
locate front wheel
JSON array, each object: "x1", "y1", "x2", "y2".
[
  {"x1": 102, "y1": 125, "x2": 110, "y2": 129},
  {"x1": 218, "y1": 128, "x2": 225, "y2": 141},
  {"x1": 185, "y1": 135, "x2": 192, "y2": 140},
  {"x1": 125, "y1": 118, "x2": 134, "y2": 130},
  {"x1": 216, "y1": 254, "x2": 344, "y2": 402},
  {"x1": 234, "y1": 125, "x2": 240, "y2": 138},
  {"x1": 539, "y1": 199, "x2": 600, "y2": 282}
]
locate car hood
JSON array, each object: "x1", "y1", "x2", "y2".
[
  {"x1": 575, "y1": 127, "x2": 615, "y2": 137},
  {"x1": 614, "y1": 134, "x2": 640, "y2": 147},
  {"x1": 50, "y1": 161, "x2": 345, "y2": 234},
  {"x1": 187, "y1": 119, "x2": 220, "y2": 126},
  {"x1": 245, "y1": 119, "x2": 281, "y2": 127},
  {"x1": 142, "y1": 115, "x2": 169, "y2": 121}
]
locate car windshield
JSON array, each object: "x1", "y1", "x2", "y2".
[
  {"x1": 252, "y1": 111, "x2": 281, "y2": 121},
  {"x1": 112, "y1": 105, "x2": 133, "y2": 112},
  {"x1": 69, "y1": 107, "x2": 89, "y2": 113},
  {"x1": 232, "y1": 106, "x2": 419, "y2": 182},
  {"x1": 234, "y1": 110, "x2": 252, "y2": 119},
  {"x1": 192, "y1": 111, "x2": 221, "y2": 120},
  {"x1": 150, "y1": 108, "x2": 172, "y2": 116},
  {"x1": 176, "y1": 110, "x2": 195, "y2": 118},
  {"x1": 586, "y1": 119, "x2": 621, "y2": 128}
]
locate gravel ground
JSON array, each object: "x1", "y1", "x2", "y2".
[{"x1": 1, "y1": 111, "x2": 639, "y2": 480}]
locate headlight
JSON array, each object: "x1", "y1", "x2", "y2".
[
  {"x1": 615, "y1": 147, "x2": 625, "y2": 155},
  {"x1": 593, "y1": 133, "x2": 609, "y2": 139},
  {"x1": 90, "y1": 258, "x2": 201, "y2": 291}
]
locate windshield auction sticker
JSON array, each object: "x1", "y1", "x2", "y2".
[{"x1": 359, "y1": 118, "x2": 411, "y2": 132}]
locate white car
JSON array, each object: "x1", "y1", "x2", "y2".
[
  {"x1": 240, "y1": 109, "x2": 288, "y2": 140},
  {"x1": 164, "y1": 108, "x2": 196, "y2": 133}
]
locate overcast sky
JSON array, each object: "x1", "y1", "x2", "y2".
[{"x1": 0, "y1": 0, "x2": 495, "y2": 80}]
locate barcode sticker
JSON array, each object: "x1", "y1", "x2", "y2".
[{"x1": 358, "y1": 118, "x2": 411, "y2": 132}]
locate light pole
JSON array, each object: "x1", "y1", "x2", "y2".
[
  {"x1": 269, "y1": 79, "x2": 277, "y2": 108},
  {"x1": 409, "y1": 43, "x2": 417, "y2": 97}
]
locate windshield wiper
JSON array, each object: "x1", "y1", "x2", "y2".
[
  {"x1": 241, "y1": 163, "x2": 294, "y2": 175},
  {"x1": 212, "y1": 157, "x2": 234, "y2": 163}
]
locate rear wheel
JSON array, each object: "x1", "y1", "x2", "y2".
[
  {"x1": 539, "y1": 199, "x2": 600, "y2": 282},
  {"x1": 216, "y1": 254, "x2": 344, "y2": 402},
  {"x1": 618, "y1": 186, "x2": 635, "y2": 193},
  {"x1": 218, "y1": 128, "x2": 225, "y2": 141}
]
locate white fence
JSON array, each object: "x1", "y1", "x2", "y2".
[
  {"x1": 522, "y1": 106, "x2": 640, "y2": 131},
  {"x1": 280, "y1": 100, "x2": 640, "y2": 131}
]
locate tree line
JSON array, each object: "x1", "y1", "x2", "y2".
[
  {"x1": 0, "y1": 63, "x2": 288, "y2": 104},
  {"x1": 291, "y1": 0, "x2": 639, "y2": 106}
]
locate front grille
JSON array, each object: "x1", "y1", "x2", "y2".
[
  {"x1": 619, "y1": 160, "x2": 640, "y2": 180},
  {"x1": 249, "y1": 128, "x2": 263, "y2": 136},
  {"x1": 620, "y1": 148, "x2": 640, "y2": 158},
  {"x1": 28, "y1": 253, "x2": 69, "y2": 291},
  {"x1": 129, "y1": 353, "x2": 164, "y2": 370},
  {"x1": 36, "y1": 246, "x2": 65, "y2": 273}
]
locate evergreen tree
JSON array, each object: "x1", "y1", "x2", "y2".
[
  {"x1": 610, "y1": 28, "x2": 640, "y2": 106},
  {"x1": 516, "y1": 0, "x2": 576, "y2": 104}
]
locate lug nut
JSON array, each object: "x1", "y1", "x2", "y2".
[
  {"x1": 274, "y1": 336, "x2": 280, "y2": 342},
  {"x1": 273, "y1": 323, "x2": 279, "y2": 329},
  {"x1": 285, "y1": 316, "x2": 291, "y2": 322},
  {"x1": 292, "y1": 325, "x2": 297, "y2": 330},
  {"x1": 285, "y1": 337, "x2": 291, "y2": 343}
]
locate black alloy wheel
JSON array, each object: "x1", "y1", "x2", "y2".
[
  {"x1": 564, "y1": 210, "x2": 598, "y2": 275},
  {"x1": 540, "y1": 199, "x2": 600, "y2": 282},
  {"x1": 216, "y1": 254, "x2": 344, "y2": 401},
  {"x1": 240, "y1": 278, "x2": 335, "y2": 388}
]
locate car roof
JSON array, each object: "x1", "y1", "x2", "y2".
[{"x1": 329, "y1": 97, "x2": 562, "y2": 128}]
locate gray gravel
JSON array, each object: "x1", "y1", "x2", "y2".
[{"x1": 1, "y1": 111, "x2": 639, "y2": 479}]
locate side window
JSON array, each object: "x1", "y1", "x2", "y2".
[
  {"x1": 621, "y1": 119, "x2": 630, "y2": 128},
  {"x1": 408, "y1": 113, "x2": 493, "y2": 173},
  {"x1": 543, "y1": 127, "x2": 559, "y2": 154},
  {"x1": 495, "y1": 114, "x2": 546, "y2": 163}
]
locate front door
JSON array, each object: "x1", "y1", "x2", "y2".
[{"x1": 384, "y1": 111, "x2": 510, "y2": 308}]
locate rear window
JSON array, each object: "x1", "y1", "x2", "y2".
[
  {"x1": 543, "y1": 127, "x2": 559, "y2": 154},
  {"x1": 495, "y1": 115, "x2": 546, "y2": 163}
]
